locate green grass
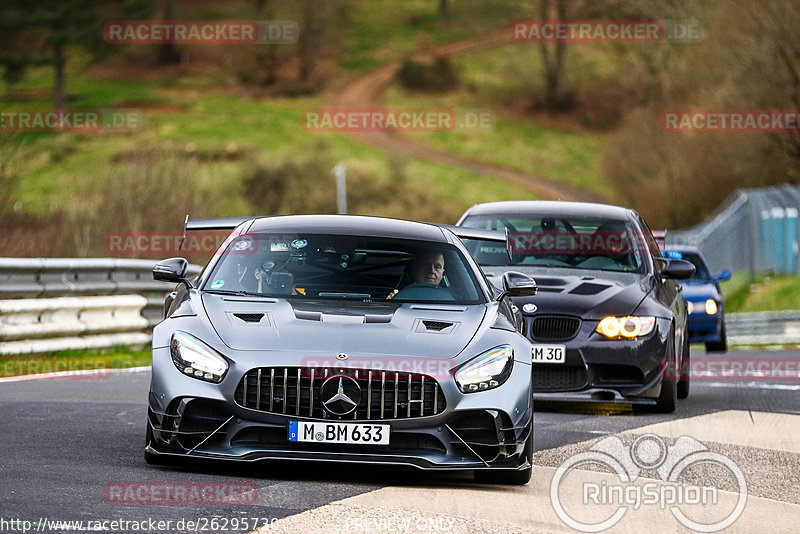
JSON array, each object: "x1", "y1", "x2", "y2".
[
  {"x1": 723, "y1": 274, "x2": 800, "y2": 313},
  {"x1": 1, "y1": 346, "x2": 151, "y2": 378},
  {"x1": 6, "y1": 74, "x2": 531, "y2": 224},
  {"x1": 339, "y1": 0, "x2": 537, "y2": 72},
  {"x1": 382, "y1": 43, "x2": 617, "y2": 196}
]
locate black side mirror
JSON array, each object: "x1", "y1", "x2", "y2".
[
  {"x1": 496, "y1": 271, "x2": 538, "y2": 300},
  {"x1": 153, "y1": 257, "x2": 192, "y2": 289},
  {"x1": 659, "y1": 258, "x2": 695, "y2": 280}
]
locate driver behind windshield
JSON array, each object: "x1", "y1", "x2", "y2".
[{"x1": 387, "y1": 251, "x2": 446, "y2": 299}]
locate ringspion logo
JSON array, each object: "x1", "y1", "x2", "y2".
[{"x1": 551, "y1": 434, "x2": 746, "y2": 532}]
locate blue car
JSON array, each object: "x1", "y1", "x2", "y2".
[{"x1": 664, "y1": 247, "x2": 730, "y2": 352}]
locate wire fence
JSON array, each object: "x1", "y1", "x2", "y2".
[{"x1": 667, "y1": 184, "x2": 800, "y2": 279}]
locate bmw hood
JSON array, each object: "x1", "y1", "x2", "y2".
[
  {"x1": 483, "y1": 267, "x2": 651, "y2": 318},
  {"x1": 201, "y1": 293, "x2": 486, "y2": 357}
]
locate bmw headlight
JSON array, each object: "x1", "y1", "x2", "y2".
[
  {"x1": 455, "y1": 345, "x2": 513, "y2": 393},
  {"x1": 595, "y1": 316, "x2": 656, "y2": 339},
  {"x1": 170, "y1": 332, "x2": 228, "y2": 383}
]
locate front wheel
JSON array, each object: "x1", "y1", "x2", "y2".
[{"x1": 635, "y1": 327, "x2": 677, "y2": 414}]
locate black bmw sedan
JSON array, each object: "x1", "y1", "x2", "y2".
[{"x1": 456, "y1": 201, "x2": 695, "y2": 413}]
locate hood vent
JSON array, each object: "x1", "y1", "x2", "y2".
[
  {"x1": 416, "y1": 319, "x2": 456, "y2": 333},
  {"x1": 233, "y1": 313, "x2": 265, "y2": 323},
  {"x1": 570, "y1": 282, "x2": 611, "y2": 295},
  {"x1": 423, "y1": 320, "x2": 453, "y2": 331}
]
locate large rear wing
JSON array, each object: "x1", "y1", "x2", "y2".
[{"x1": 437, "y1": 224, "x2": 512, "y2": 264}]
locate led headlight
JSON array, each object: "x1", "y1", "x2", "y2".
[
  {"x1": 595, "y1": 316, "x2": 656, "y2": 339},
  {"x1": 455, "y1": 345, "x2": 513, "y2": 393},
  {"x1": 170, "y1": 332, "x2": 228, "y2": 383},
  {"x1": 705, "y1": 299, "x2": 718, "y2": 315}
]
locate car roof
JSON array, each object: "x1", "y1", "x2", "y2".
[
  {"x1": 245, "y1": 215, "x2": 450, "y2": 242},
  {"x1": 461, "y1": 200, "x2": 633, "y2": 219}
]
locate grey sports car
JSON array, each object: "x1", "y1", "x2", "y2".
[{"x1": 145, "y1": 215, "x2": 537, "y2": 484}]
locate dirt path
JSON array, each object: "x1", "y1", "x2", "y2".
[{"x1": 328, "y1": 30, "x2": 607, "y2": 203}]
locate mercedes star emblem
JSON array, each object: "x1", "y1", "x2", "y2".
[{"x1": 320, "y1": 375, "x2": 362, "y2": 416}]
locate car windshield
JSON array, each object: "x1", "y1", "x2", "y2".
[
  {"x1": 202, "y1": 233, "x2": 484, "y2": 304},
  {"x1": 460, "y1": 214, "x2": 649, "y2": 273}
]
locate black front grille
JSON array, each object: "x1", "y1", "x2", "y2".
[
  {"x1": 234, "y1": 367, "x2": 446, "y2": 420},
  {"x1": 532, "y1": 365, "x2": 587, "y2": 391},
  {"x1": 529, "y1": 315, "x2": 581, "y2": 341}
]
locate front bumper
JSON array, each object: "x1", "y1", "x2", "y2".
[
  {"x1": 528, "y1": 316, "x2": 673, "y2": 403},
  {"x1": 146, "y1": 348, "x2": 532, "y2": 472},
  {"x1": 687, "y1": 314, "x2": 724, "y2": 343}
]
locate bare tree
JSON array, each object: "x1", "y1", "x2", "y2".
[
  {"x1": 438, "y1": 0, "x2": 449, "y2": 22},
  {"x1": 255, "y1": 0, "x2": 280, "y2": 85}
]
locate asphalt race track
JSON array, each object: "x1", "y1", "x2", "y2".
[{"x1": 1, "y1": 348, "x2": 799, "y2": 533}]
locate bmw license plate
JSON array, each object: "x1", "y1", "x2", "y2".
[
  {"x1": 288, "y1": 421, "x2": 390, "y2": 445},
  {"x1": 531, "y1": 344, "x2": 566, "y2": 363}
]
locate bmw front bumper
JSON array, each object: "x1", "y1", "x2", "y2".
[{"x1": 529, "y1": 317, "x2": 673, "y2": 404}]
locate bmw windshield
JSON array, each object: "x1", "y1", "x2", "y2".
[
  {"x1": 203, "y1": 233, "x2": 485, "y2": 304},
  {"x1": 460, "y1": 214, "x2": 650, "y2": 273}
]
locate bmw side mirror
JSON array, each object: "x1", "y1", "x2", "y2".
[
  {"x1": 496, "y1": 271, "x2": 538, "y2": 300},
  {"x1": 153, "y1": 257, "x2": 193, "y2": 289},
  {"x1": 659, "y1": 258, "x2": 695, "y2": 280},
  {"x1": 714, "y1": 269, "x2": 732, "y2": 282}
]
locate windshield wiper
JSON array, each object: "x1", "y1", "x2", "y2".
[{"x1": 203, "y1": 289, "x2": 270, "y2": 297}]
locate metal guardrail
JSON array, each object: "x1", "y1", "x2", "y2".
[
  {"x1": 726, "y1": 310, "x2": 800, "y2": 346},
  {"x1": 1, "y1": 258, "x2": 799, "y2": 354},
  {"x1": 0, "y1": 258, "x2": 201, "y2": 355}
]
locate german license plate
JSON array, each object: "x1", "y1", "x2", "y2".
[
  {"x1": 288, "y1": 421, "x2": 390, "y2": 445},
  {"x1": 531, "y1": 344, "x2": 566, "y2": 363}
]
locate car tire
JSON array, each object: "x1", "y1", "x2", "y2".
[
  {"x1": 677, "y1": 334, "x2": 690, "y2": 400},
  {"x1": 474, "y1": 417, "x2": 533, "y2": 485},
  {"x1": 636, "y1": 327, "x2": 677, "y2": 414},
  {"x1": 705, "y1": 322, "x2": 728, "y2": 352}
]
